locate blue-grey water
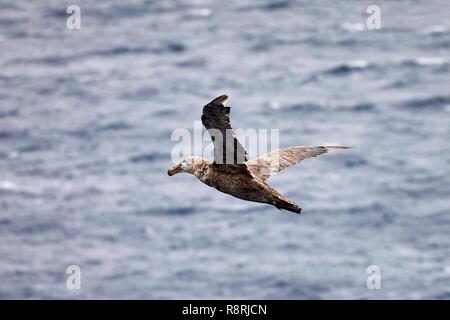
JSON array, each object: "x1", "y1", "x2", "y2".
[{"x1": 1, "y1": 0, "x2": 450, "y2": 299}]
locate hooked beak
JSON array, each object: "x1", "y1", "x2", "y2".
[{"x1": 167, "y1": 163, "x2": 183, "y2": 176}]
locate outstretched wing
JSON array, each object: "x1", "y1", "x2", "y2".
[
  {"x1": 201, "y1": 95, "x2": 248, "y2": 171},
  {"x1": 246, "y1": 146, "x2": 350, "y2": 181}
]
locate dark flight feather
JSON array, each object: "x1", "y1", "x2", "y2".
[{"x1": 201, "y1": 95, "x2": 249, "y2": 174}]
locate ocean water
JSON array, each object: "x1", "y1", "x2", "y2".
[{"x1": 1, "y1": 0, "x2": 450, "y2": 299}]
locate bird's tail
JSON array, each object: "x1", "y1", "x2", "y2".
[{"x1": 274, "y1": 199, "x2": 302, "y2": 214}]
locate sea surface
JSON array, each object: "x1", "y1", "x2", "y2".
[{"x1": 1, "y1": 0, "x2": 450, "y2": 299}]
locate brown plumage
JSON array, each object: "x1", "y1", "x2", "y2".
[{"x1": 168, "y1": 95, "x2": 351, "y2": 214}]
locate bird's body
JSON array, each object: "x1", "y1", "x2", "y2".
[
  {"x1": 168, "y1": 95, "x2": 351, "y2": 214},
  {"x1": 189, "y1": 158, "x2": 300, "y2": 212}
]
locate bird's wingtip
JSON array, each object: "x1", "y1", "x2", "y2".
[
  {"x1": 212, "y1": 94, "x2": 229, "y2": 105},
  {"x1": 275, "y1": 202, "x2": 302, "y2": 214},
  {"x1": 325, "y1": 145, "x2": 353, "y2": 150}
]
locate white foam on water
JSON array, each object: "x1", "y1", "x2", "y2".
[
  {"x1": 347, "y1": 60, "x2": 370, "y2": 69},
  {"x1": 188, "y1": 8, "x2": 212, "y2": 17},
  {"x1": 0, "y1": 180, "x2": 18, "y2": 191},
  {"x1": 340, "y1": 22, "x2": 366, "y2": 32},
  {"x1": 421, "y1": 25, "x2": 449, "y2": 35},
  {"x1": 415, "y1": 57, "x2": 448, "y2": 66}
]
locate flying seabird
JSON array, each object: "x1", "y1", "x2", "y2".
[{"x1": 167, "y1": 95, "x2": 350, "y2": 214}]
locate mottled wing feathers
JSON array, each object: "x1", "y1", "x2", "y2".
[
  {"x1": 246, "y1": 146, "x2": 350, "y2": 181},
  {"x1": 201, "y1": 95, "x2": 248, "y2": 169}
]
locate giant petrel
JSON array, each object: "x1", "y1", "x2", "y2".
[{"x1": 168, "y1": 95, "x2": 350, "y2": 214}]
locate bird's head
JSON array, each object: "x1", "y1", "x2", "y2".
[{"x1": 167, "y1": 156, "x2": 206, "y2": 176}]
